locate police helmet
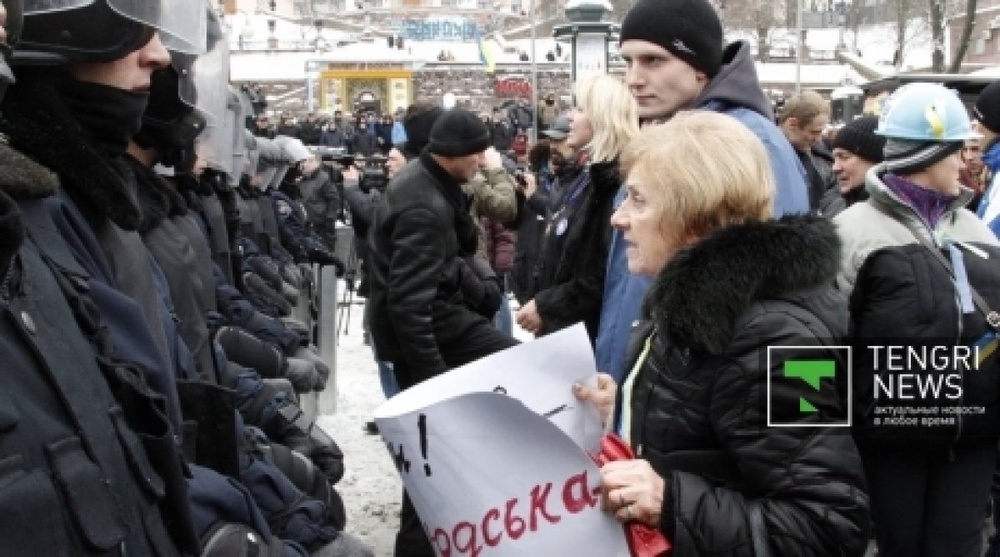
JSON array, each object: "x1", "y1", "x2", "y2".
[{"x1": 16, "y1": 0, "x2": 205, "y2": 65}]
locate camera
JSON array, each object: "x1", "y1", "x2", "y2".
[
  {"x1": 358, "y1": 155, "x2": 389, "y2": 193},
  {"x1": 311, "y1": 147, "x2": 389, "y2": 193}
]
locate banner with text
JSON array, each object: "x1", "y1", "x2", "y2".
[{"x1": 374, "y1": 325, "x2": 628, "y2": 557}]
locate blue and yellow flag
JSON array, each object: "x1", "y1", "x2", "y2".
[{"x1": 478, "y1": 34, "x2": 497, "y2": 74}]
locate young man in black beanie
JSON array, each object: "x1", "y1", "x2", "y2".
[
  {"x1": 595, "y1": 0, "x2": 811, "y2": 385},
  {"x1": 366, "y1": 107, "x2": 519, "y2": 557}
]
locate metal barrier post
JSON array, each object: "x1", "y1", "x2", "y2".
[{"x1": 316, "y1": 263, "x2": 339, "y2": 415}]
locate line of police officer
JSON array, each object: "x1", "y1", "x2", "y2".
[{"x1": 0, "y1": 0, "x2": 371, "y2": 555}]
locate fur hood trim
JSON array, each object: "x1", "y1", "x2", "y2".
[
  {"x1": 0, "y1": 140, "x2": 59, "y2": 200},
  {"x1": 644, "y1": 214, "x2": 841, "y2": 354}
]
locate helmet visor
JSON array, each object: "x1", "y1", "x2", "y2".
[
  {"x1": 23, "y1": 0, "x2": 207, "y2": 54},
  {"x1": 176, "y1": 8, "x2": 228, "y2": 123},
  {"x1": 244, "y1": 130, "x2": 260, "y2": 178},
  {"x1": 195, "y1": 116, "x2": 234, "y2": 175}
]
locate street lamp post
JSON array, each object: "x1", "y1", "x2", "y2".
[
  {"x1": 306, "y1": 60, "x2": 320, "y2": 112},
  {"x1": 530, "y1": 0, "x2": 537, "y2": 145},
  {"x1": 836, "y1": 1, "x2": 846, "y2": 50},
  {"x1": 553, "y1": 0, "x2": 618, "y2": 83},
  {"x1": 795, "y1": 0, "x2": 802, "y2": 93}
]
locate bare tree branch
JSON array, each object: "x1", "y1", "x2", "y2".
[{"x1": 948, "y1": 0, "x2": 978, "y2": 72}]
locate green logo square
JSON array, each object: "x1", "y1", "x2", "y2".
[{"x1": 767, "y1": 346, "x2": 851, "y2": 427}]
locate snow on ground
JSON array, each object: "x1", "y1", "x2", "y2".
[
  {"x1": 316, "y1": 293, "x2": 401, "y2": 557},
  {"x1": 315, "y1": 291, "x2": 530, "y2": 556}
]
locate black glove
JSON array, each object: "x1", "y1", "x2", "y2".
[
  {"x1": 308, "y1": 247, "x2": 346, "y2": 277},
  {"x1": 279, "y1": 281, "x2": 300, "y2": 305},
  {"x1": 284, "y1": 357, "x2": 322, "y2": 393},
  {"x1": 265, "y1": 402, "x2": 345, "y2": 484},
  {"x1": 243, "y1": 272, "x2": 292, "y2": 317},
  {"x1": 214, "y1": 325, "x2": 286, "y2": 379},
  {"x1": 246, "y1": 255, "x2": 284, "y2": 291},
  {"x1": 293, "y1": 346, "x2": 331, "y2": 391},
  {"x1": 280, "y1": 263, "x2": 303, "y2": 289}
]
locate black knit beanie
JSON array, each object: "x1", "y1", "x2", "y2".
[
  {"x1": 832, "y1": 115, "x2": 885, "y2": 164},
  {"x1": 974, "y1": 80, "x2": 1000, "y2": 135},
  {"x1": 428, "y1": 108, "x2": 491, "y2": 157},
  {"x1": 620, "y1": 0, "x2": 723, "y2": 78},
  {"x1": 403, "y1": 106, "x2": 443, "y2": 157}
]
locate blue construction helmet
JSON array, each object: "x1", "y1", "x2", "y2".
[{"x1": 875, "y1": 82, "x2": 978, "y2": 142}]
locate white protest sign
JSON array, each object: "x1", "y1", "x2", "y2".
[
  {"x1": 374, "y1": 325, "x2": 629, "y2": 557},
  {"x1": 375, "y1": 324, "x2": 605, "y2": 452}
]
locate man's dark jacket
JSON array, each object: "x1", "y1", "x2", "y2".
[
  {"x1": 367, "y1": 151, "x2": 492, "y2": 386},
  {"x1": 798, "y1": 143, "x2": 835, "y2": 211}
]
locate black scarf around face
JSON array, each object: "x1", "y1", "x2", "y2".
[
  {"x1": 56, "y1": 78, "x2": 149, "y2": 156},
  {"x1": 0, "y1": 75, "x2": 146, "y2": 230}
]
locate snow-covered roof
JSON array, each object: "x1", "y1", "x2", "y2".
[
  {"x1": 968, "y1": 65, "x2": 1000, "y2": 77},
  {"x1": 755, "y1": 63, "x2": 865, "y2": 88}
]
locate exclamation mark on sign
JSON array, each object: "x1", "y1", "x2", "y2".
[{"x1": 418, "y1": 413, "x2": 432, "y2": 476}]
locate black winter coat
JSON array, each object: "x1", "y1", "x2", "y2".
[
  {"x1": 0, "y1": 143, "x2": 192, "y2": 556},
  {"x1": 367, "y1": 152, "x2": 494, "y2": 385},
  {"x1": 297, "y1": 166, "x2": 342, "y2": 248},
  {"x1": 533, "y1": 159, "x2": 619, "y2": 341},
  {"x1": 623, "y1": 216, "x2": 870, "y2": 557},
  {"x1": 133, "y1": 159, "x2": 219, "y2": 382},
  {"x1": 352, "y1": 130, "x2": 378, "y2": 157},
  {"x1": 799, "y1": 145, "x2": 835, "y2": 211}
]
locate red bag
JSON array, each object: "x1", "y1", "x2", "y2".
[{"x1": 595, "y1": 434, "x2": 672, "y2": 557}]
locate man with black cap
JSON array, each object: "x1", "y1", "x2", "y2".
[
  {"x1": 366, "y1": 107, "x2": 519, "y2": 557},
  {"x1": 818, "y1": 115, "x2": 886, "y2": 217},
  {"x1": 594, "y1": 0, "x2": 810, "y2": 384}
]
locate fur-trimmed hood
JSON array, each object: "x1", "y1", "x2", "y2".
[
  {"x1": 0, "y1": 139, "x2": 61, "y2": 288},
  {"x1": 644, "y1": 214, "x2": 841, "y2": 354},
  {"x1": 0, "y1": 139, "x2": 59, "y2": 200},
  {"x1": 0, "y1": 77, "x2": 143, "y2": 230}
]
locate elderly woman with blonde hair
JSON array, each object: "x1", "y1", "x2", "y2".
[
  {"x1": 515, "y1": 73, "x2": 639, "y2": 341},
  {"x1": 576, "y1": 111, "x2": 869, "y2": 556}
]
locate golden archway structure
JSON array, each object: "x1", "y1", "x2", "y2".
[{"x1": 318, "y1": 65, "x2": 414, "y2": 115}]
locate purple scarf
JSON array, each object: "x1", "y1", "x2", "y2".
[{"x1": 883, "y1": 173, "x2": 958, "y2": 229}]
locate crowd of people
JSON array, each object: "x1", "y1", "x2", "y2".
[
  {"x1": 4, "y1": 0, "x2": 1000, "y2": 554},
  {"x1": 358, "y1": 0, "x2": 1000, "y2": 555}
]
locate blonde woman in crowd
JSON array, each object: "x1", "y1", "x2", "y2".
[{"x1": 515, "y1": 74, "x2": 639, "y2": 342}]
